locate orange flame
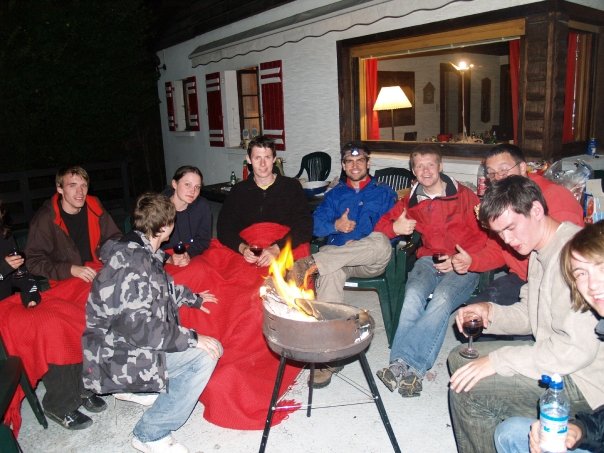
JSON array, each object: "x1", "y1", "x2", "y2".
[{"x1": 268, "y1": 240, "x2": 315, "y2": 310}]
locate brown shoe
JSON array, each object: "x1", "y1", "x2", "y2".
[
  {"x1": 288, "y1": 256, "x2": 318, "y2": 288},
  {"x1": 308, "y1": 365, "x2": 344, "y2": 389}
]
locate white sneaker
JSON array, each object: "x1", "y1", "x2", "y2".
[
  {"x1": 113, "y1": 392, "x2": 158, "y2": 406},
  {"x1": 132, "y1": 434, "x2": 189, "y2": 453}
]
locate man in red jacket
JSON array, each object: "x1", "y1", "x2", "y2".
[
  {"x1": 25, "y1": 166, "x2": 122, "y2": 430},
  {"x1": 451, "y1": 144, "x2": 583, "y2": 307},
  {"x1": 374, "y1": 147, "x2": 486, "y2": 398}
]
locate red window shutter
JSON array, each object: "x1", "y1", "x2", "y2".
[
  {"x1": 165, "y1": 81, "x2": 176, "y2": 131},
  {"x1": 259, "y1": 60, "x2": 285, "y2": 151},
  {"x1": 184, "y1": 76, "x2": 200, "y2": 131},
  {"x1": 205, "y1": 72, "x2": 224, "y2": 147}
]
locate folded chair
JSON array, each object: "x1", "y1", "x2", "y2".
[{"x1": 0, "y1": 335, "x2": 48, "y2": 452}]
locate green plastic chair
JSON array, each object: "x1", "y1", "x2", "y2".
[
  {"x1": 373, "y1": 167, "x2": 414, "y2": 191},
  {"x1": 294, "y1": 152, "x2": 331, "y2": 181}
]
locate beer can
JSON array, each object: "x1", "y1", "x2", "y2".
[
  {"x1": 587, "y1": 137, "x2": 597, "y2": 156},
  {"x1": 477, "y1": 176, "x2": 487, "y2": 197}
]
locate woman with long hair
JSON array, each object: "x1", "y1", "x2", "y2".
[{"x1": 162, "y1": 165, "x2": 212, "y2": 267}]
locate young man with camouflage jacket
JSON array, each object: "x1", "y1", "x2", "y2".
[{"x1": 82, "y1": 192, "x2": 222, "y2": 453}]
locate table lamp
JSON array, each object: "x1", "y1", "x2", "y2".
[{"x1": 373, "y1": 86, "x2": 412, "y2": 140}]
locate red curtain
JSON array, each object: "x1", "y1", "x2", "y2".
[
  {"x1": 366, "y1": 58, "x2": 380, "y2": 140},
  {"x1": 563, "y1": 32, "x2": 578, "y2": 143},
  {"x1": 509, "y1": 40, "x2": 520, "y2": 145}
]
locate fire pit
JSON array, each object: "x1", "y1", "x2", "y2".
[
  {"x1": 257, "y1": 244, "x2": 401, "y2": 452},
  {"x1": 259, "y1": 290, "x2": 401, "y2": 453},
  {"x1": 262, "y1": 299, "x2": 374, "y2": 363}
]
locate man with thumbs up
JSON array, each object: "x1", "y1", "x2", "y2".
[
  {"x1": 374, "y1": 147, "x2": 486, "y2": 398},
  {"x1": 291, "y1": 141, "x2": 396, "y2": 388}
]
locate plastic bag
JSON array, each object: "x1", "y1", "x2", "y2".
[{"x1": 543, "y1": 158, "x2": 592, "y2": 202}]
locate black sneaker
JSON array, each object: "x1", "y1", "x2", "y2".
[
  {"x1": 44, "y1": 409, "x2": 93, "y2": 430},
  {"x1": 398, "y1": 373, "x2": 423, "y2": 398},
  {"x1": 81, "y1": 394, "x2": 107, "y2": 413}
]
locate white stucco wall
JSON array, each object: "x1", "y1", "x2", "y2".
[{"x1": 157, "y1": 0, "x2": 603, "y2": 187}]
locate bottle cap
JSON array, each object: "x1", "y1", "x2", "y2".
[{"x1": 541, "y1": 373, "x2": 563, "y2": 389}]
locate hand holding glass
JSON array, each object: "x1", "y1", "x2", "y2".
[
  {"x1": 459, "y1": 312, "x2": 483, "y2": 359},
  {"x1": 432, "y1": 252, "x2": 446, "y2": 275},
  {"x1": 249, "y1": 245, "x2": 263, "y2": 257},
  {"x1": 7, "y1": 248, "x2": 27, "y2": 278},
  {"x1": 173, "y1": 242, "x2": 187, "y2": 255}
]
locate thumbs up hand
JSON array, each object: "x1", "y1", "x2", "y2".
[
  {"x1": 335, "y1": 208, "x2": 357, "y2": 234},
  {"x1": 451, "y1": 244, "x2": 472, "y2": 274},
  {"x1": 392, "y1": 208, "x2": 416, "y2": 236}
]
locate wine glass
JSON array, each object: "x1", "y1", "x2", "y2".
[
  {"x1": 432, "y1": 251, "x2": 446, "y2": 275},
  {"x1": 459, "y1": 312, "x2": 483, "y2": 359},
  {"x1": 249, "y1": 245, "x2": 263, "y2": 257},
  {"x1": 7, "y1": 247, "x2": 27, "y2": 279},
  {"x1": 173, "y1": 242, "x2": 187, "y2": 255}
]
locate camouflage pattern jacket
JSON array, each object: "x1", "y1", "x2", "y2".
[{"x1": 81, "y1": 230, "x2": 201, "y2": 394}]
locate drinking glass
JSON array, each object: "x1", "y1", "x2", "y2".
[
  {"x1": 459, "y1": 312, "x2": 483, "y2": 359},
  {"x1": 7, "y1": 248, "x2": 27, "y2": 279},
  {"x1": 173, "y1": 242, "x2": 187, "y2": 255},
  {"x1": 249, "y1": 245, "x2": 263, "y2": 257},
  {"x1": 432, "y1": 251, "x2": 446, "y2": 275}
]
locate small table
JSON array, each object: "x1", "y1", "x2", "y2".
[{"x1": 201, "y1": 182, "x2": 232, "y2": 203}]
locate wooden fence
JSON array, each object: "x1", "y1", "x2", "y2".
[{"x1": 0, "y1": 161, "x2": 132, "y2": 232}]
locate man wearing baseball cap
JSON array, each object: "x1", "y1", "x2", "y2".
[{"x1": 291, "y1": 141, "x2": 396, "y2": 388}]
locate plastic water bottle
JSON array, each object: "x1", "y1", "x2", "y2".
[{"x1": 539, "y1": 373, "x2": 570, "y2": 453}]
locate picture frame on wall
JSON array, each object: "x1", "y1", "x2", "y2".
[{"x1": 423, "y1": 82, "x2": 435, "y2": 104}]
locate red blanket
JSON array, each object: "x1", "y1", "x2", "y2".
[
  {"x1": 0, "y1": 267, "x2": 98, "y2": 434},
  {"x1": 1, "y1": 223, "x2": 308, "y2": 434}
]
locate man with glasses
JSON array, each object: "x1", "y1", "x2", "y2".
[
  {"x1": 290, "y1": 142, "x2": 396, "y2": 388},
  {"x1": 452, "y1": 144, "x2": 583, "y2": 307}
]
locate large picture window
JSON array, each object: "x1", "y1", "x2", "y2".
[{"x1": 338, "y1": 4, "x2": 604, "y2": 160}]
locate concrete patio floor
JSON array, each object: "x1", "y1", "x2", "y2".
[{"x1": 17, "y1": 289, "x2": 462, "y2": 453}]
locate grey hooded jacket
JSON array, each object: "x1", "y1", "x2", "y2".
[{"x1": 81, "y1": 230, "x2": 201, "y2": 394}]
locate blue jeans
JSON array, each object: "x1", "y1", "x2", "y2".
[
  {"x1": 390, "y1": 256, "x2": 479, "y2": 376},
  {"x1": 133, "y1": 347, "x2": 218, "y2": 442},
  {"x1": 448, "y1": 341, "x2": 591, "y2": 453},
  {"x1": 494, "y1": 417, "x2": 591, "y2": 453}
]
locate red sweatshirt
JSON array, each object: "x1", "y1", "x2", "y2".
[{"x1": 375, "y1": 174, "x2": 487, "y2": 259}]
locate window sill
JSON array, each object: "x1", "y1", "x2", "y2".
[
  {"x1": 363, "y1": 140, "x2": 498, "y2": 159},
  {"x1": 173, "y1": 131, "x2": 196, "y2": 137}
]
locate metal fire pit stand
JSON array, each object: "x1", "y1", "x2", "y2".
[{"x1": 258, "y1": 351, "x2": 401, "y2": 453}]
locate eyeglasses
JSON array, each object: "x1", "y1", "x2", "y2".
[{"x1": 485, "y1": 162, "x2": 520, "y2": 179}]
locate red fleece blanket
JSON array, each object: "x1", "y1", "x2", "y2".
[
  {"x1": 0, "y1": 267, "x2": 98, "y2": 434},
  {"x1": 0, "y1": 223, "x2": 308, "y2": 435}
]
